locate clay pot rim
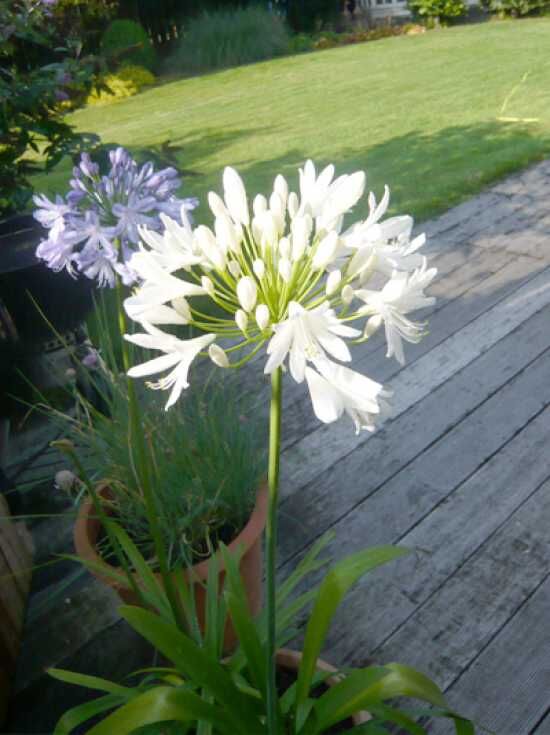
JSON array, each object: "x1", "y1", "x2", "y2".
[
  {"x1": 276, "y1": 648, "x2": 371, "y2": 727},
  {"x1": 74, "y1": 482, "x2": 268, "y2": 586}
]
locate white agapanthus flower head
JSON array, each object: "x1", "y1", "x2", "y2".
[{"x1": 124, "y1": 161, "x2": 436, "y2": 432}]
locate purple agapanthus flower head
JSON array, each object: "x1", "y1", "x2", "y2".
[{"x1": 33, "y1": 147, "x2": 197, "y2": 288}]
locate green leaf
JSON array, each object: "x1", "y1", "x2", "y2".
[
  {"x1": 400, "y1": 706, "x2": 477, "y2": 735},
  {"x1": 295, "y1": 546, "x2": 409, "y2": 722},
  {"x1": 367, "y1": 703, "x2": 426, "y2": 734},
  {"x1": 59, "y1": 553, "x2": 130, "y2": 588},
  {"x1": 85, "y1": 685, "x2": 235, "y2": 735},
  {"x1": 219, "y1": 544, "x2": 267, "y2": 700},
  {"x1": 309, "y1": 667, "x2": 390, "y2": 733},
  {"x1": 107, "y1": 522, "x2": 174, "y2": 620},
  {"x1": 364, "y1": 663, "x2": 447, "y2": 709},
  {"x1": 277, "y1": 532, "x2": 334, "y2": 607},
  {"x1": 48, "y1": 668, "x2": 134, "y2": 696},
  {"x1": 119, "y1": 605, "x2": 261, "y2": 734},
  {"x1": 53, "y1": 694, "x2": 122, "y2": 735}
]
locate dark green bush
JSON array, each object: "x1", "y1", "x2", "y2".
[
  {"x1": 481, "y1": 0, "x2": 549, "y2": 14},
  {"x1": 100, "y1": 19, "x2": 156, "y2": 71},
  {"x1": 407, "y1": 0, "x2": 466, "y2": 22},
  {"x1": 166, "y1": 6, "x2": 290, "y2": 75},
  {"x1": 285, "y1": 0, "x2": 341, "y2": 32}
]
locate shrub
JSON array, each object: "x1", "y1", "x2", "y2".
[
  {"x1": 167, "y1": 6, "x2": 290, "y2": 75},
  {"x1": 285, "y1": 0, "x2": 341, "y2": 32},
  {"x1": 408, "y1": 0, "x2": 466, "y2": 22},
  {"x1": 86, "y1": 64, "x2": 155, "y2": 106},
  {"x1": 51, "y1": 0, "x2": 117, "y2": 54},
  {"x1": 100, "y1": 19, "x2": 156, "y2": 71},
  {"x1": 0, "y1": 0, "x2": 99, "y2": 216},
  {"x1": 481, "y1": 0, "x2": 548, "y2": 15},
  {"x1": 287, "y1": 32, "x2": 315, "y2": 54}
]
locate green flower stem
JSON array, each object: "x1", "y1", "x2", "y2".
[
  {"x1": 266, "y1": 367, "x2": 282, "y2": 735},
  {"x1": 114, "y1": 279, "x2": 185, "y2": 629}
]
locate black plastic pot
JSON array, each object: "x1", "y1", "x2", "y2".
[
  {"x1": 0, "y1": 214, "x2": 95, "y2": 418},
  {"x1": 0, "y1": 213, "x2": 94, "y2": 345}
]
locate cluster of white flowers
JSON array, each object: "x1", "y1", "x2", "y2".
[{"x1": 124, "y1": 161, "x2": 436, "y2": 433}]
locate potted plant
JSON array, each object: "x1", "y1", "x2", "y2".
[
  {"x1": 60, "y1": 361, "x2": 268, "y2": 649},
  {"x1": 49, "y1": 159, "x2": 476, "y2": 733}
]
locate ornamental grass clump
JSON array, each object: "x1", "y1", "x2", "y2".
[{"x1": 57, "y1": 360, "x2": 265, "y2": 570}]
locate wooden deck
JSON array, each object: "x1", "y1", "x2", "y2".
[{"x1": 5, "y1": 160, "x2": 550, "y2": 734}]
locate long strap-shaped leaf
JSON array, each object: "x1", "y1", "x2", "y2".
[
  {"x1": 107, "y1": 521, "x2": 175, "y2": 621},
  {"x1": 220, "y1": 544, "x2": 269, "y2": 701},
  {"x1": 85, "y1": 685, "x2": 236, "y2": 735},
  {"x1": 49, "y1": 668, "x2": 135, "y2": 696},
  {"x1": 53, "y1": 694, "x2": 124, "y2": 735},
  {"x1": 294, "y1": 545, "x2": 409, "y2": 727},
  {"x1": 307, "y1": 667, "x2": 390, "y2": 733},
  {"x1": 309, "y1": 662, "x2": 448, "y2": 734},
  {"x1": 120, "y1": 605, "x2": 262, "y2": 734}
]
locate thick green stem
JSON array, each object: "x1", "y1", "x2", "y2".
[
  {"x1": 114, "y1": 280, "x2": 184, "y2": 628},
  {"x1": 266, "y1": 367, "x2": 282, "y2": 735}
]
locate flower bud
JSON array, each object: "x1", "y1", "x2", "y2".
[
  {"x1": 326, "y1": 269, "x2": 342, "y2": 296},
  {"x1": 291, "y1": 214, "x2": 312, "y2": 261},
  {"x1": 172, "y1": 297, "x2": 191, "y2": 322},
  {"x1": 364, "y1": 313, "x2": 383, "y2": 338},
  {"x1": 260, "y1": 212, "x2": 278, "y2": 255},
  {"x1": 313, "y1": 231, "x2": 339, "y2": 270},
  {"x1": 55, "y1": 470, "x2": 78, "y2": 493},
  {"x1": 269, "y1": 192, "x2": 285, "y2": 234},
  {"x1": 196, "y1": 226, "x2": 226, "y2": 271},
  {"x1": 215, "y1": 215, "x2": 238, "y2": 255},
  {"x1": 278, "y1": 258, "x2": 292, "y2": 283},
  {"x1": 208, "y1": 344, "x2": 229, "y2": 368},
  {"x1": 255, "y1": 304, "x2": 269, "y2": 330},
  {"x1": 201, "y1": 276, "x2": 215, "y2": 296},
  {"x1": 208, "y1": 191, "x2": 229, "y2": 218},
  {"x1": 236, "y1": 276, "x2": 257, "y2": 312},
  {"x1": 274, "y1": 174, "x2": 289, "y2": 207},
  {"x1": 235, "y1": 309, "x2": 248, "y2": 333},
  {"x1": 253, "y1": 194, "x2": 268, "y2": 216},
  {"x1": 342, "y1": 284, "x2": 354, "y2": 305},
  {"x1": 278, "y1": 237, "x2": 291, "y2": 260},
  {"x1": 253, "y1": 259, "x2": 265, "y2": 279},
  {"x1": 288, "y1": 192, "x2": 299, "y2": 219},
  {"x1": 223, "y1": 167, "x2": 249, "y2": 225},
  {"x1": 228, "y1": 260, "x2": 241, "y2": 279}
]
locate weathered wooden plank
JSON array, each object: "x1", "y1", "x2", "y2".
[
  {"x1": 531, "y1": 709, "x2": 550, "y2": 734},
  {"x1": 374, "y1": 477, "x2": 550, "y2": 689},
  {"x1": 429, "y1": 573, "x2": 550, "y2": 735},
  {"x1": 279, "y1": 260, "x2": 550, "y2": 496},
  {"x1": 14, "y1": 576, "x2": 121, "y2": 694},
  {"x1": 279, "y1": 249, "x2": 539, "y2": 453},
  {"x1": 8, "y1": 617, "x2": 154, "y2": 735},
  {"x1": 278, "y1": 302, "x2": 550, "y2": 565},
  {"x1": 322, "y1": 405, "x2": 550, "y2": 665}
]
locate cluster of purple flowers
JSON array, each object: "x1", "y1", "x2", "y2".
[{"x1": 34, "y1": 147, "x2": 197, "y2": 287}]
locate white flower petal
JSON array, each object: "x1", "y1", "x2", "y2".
[
  {"x1": 236, "y1": 276, "x2": 257, "y2": 312},
  {"x1": 305, "y1": 367, "x2": 343, "y2": 424},
  {"x1": 223, "y1": 167, "x2": 249, "y2": 226}
]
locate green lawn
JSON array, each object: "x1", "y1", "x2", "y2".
[{"x1": 36, "y1": 18, "x2": 550, "y2": 224}]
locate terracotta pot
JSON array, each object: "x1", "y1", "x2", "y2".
[
  {"x1": 74, "y1": 484, "x2": 268, "y2": 652},
  {"x1": 276, "y1": 648, "x2": 371, "y2": 728}
]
